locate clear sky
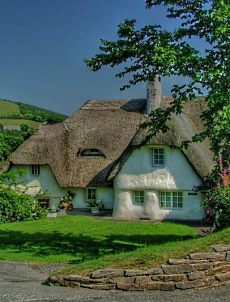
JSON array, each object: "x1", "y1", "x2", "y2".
[{"x1": 0, "y1": 0, "x2": 202, "y2": 115}]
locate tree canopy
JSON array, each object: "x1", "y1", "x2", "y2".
[{"x1": 86, "y1": 0, "x2": 230, "y2": 169}]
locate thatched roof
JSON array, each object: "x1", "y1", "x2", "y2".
[
  {"x1": 10, "y1": 98, "x2": 214, "y2": 187},
  {"x1": 108, "y1": 99, "x2": 213, "y2": 181}
]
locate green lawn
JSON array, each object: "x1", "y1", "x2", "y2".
[
  {"x1": 0, "y1": 118, "x2": 40, "y2": 128},
  {"x1": 0, "y1": 99, "x2": 20, "y2": 116},
  {"x1": 0, "y1": 215, "x2": 230, "y2": 275}
]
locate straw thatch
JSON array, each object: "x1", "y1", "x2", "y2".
[{"x1": 10, "y1": 98, "x2": 214, "y2": 187}]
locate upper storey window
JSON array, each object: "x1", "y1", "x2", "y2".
[
  {"x1": 153, "y1": 148, "x2": 164, "y2": 166},
  {"x1": 81, "y1": 148, "x2": 105, "y2": 157}
]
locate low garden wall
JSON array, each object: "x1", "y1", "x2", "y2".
[{"x1": 46, "y1": 244, "x2": 230, "y2": 291}]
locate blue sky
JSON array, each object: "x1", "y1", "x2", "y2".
[{"x1": 0, "y1": 0, "x2": 200, "y2": 115}]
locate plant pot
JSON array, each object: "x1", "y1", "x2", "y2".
[{"x1": 91, "y1": 206, "x2": 100, "y2": 215}]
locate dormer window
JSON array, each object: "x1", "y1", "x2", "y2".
[{"x1": 81, "y1": 148, "x2": 105, "y2": 157}]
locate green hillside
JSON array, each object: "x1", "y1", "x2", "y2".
[
  {"x1": 0, "y1": 98, "x2": 67, "y2": 163},
  {"x1": 0, "y1": 100, "x2": 21, "y2": 117},
  {"x1": 0, "y1": 98, "x2": 67, "y2": 126},
  {"x1": 0, "y1": 119, "x2": 40, "y2": 128}
]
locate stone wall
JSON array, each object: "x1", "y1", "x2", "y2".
[{"x1": 46, "y1": 244, "x2": 230, "y2": 291}]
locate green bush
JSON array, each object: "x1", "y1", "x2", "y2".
[
  {"x1": 204, "y1": 186, "x2": 230, "y2": 229},
  {"x1": 0, "y1": 185, "x2": 42, "y2": 223}
]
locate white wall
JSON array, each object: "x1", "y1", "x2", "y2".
[
  {"x1": 113, "y1": 145, "x2": 204, "y2": 220},
  {"x1": 70, "y1": 187, "x2": 114, "y2": 209},
  {"x1": 13, "y1": 165, "x2": 65, "y2": 207},
  {"x1": 97, "y1": 187, "x2": 114, "y2": 209},
  {"x1": 11, "y1": 165, "x2": 114, "y2": 209}
]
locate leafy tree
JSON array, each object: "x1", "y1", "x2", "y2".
[
  {"x1": 86, "y1": 0, "x2": 229, "y2": 161},
  {"x1": 0, "y1": 126, "x2": 34, "y2": 162},
  {"x1": 86, "y1": 0, "x2": 230, "y2": 226}
]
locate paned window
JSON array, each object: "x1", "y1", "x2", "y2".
[
  {"x1": 32, "y1": 164, "x2": 40, "y2": 176},
  {"x1": 160, "y1": 192, "x2": 183, "y2": 209},
  {"x1": 153, "y1": 148, "x2": 164, "y2": 165},
  {"x1": 87, "y1": 188, "x2": 96, "y2": 203},
  {"x1": 134, "y1": 191, "x2": 144, "y2": 205}
]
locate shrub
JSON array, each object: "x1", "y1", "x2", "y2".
[
  {"x1": 0, "y1": 185, "x2": 42, "y2": 223},
  {"x1": 203, "y1": 186, "x2": 230, "y2": 229}
]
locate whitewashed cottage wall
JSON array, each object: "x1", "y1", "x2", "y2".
[
  {"x1": 13, "y1": 165, "x2": 114, "y2": 209},
  {"x1": 113, "y1": 145, "x2": 204, "y2": 220}
]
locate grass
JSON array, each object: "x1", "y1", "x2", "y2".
[
  {"x1": 0, "y1": 118, "x2": 40, "y2": 128},
  {"x1": 0, "y1": 99, "x2": 20, "y2": 116},
  {"x1": 0, "y1": 215, "x2": 230, "y2": 275}
]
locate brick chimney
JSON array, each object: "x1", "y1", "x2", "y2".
[{"x1": 146, "y1": 75, "x2": 162, "y2": 114}]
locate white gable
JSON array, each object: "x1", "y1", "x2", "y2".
[{"x1": 113, "y1": 145, "x2": 204, "y2": 220}]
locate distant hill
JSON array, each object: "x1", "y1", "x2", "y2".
[
  {"x1": 0, "y1": 99, "x2": 67, "y2": 129},
  {"x1": 0, "y1": 99, "x2": 67, "y2": 165}
]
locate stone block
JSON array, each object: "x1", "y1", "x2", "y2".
[
  {"x1": 135, "y1": 276, "x2": 149, "y2": 284},
  {"x1": 139, "y1": 282, "x2": 159, "y2": 290},
  {"x1": 124, "y1": 269, "x2": 146, "y2": 277},
  {"x1": 188, "y1": 252, "x2": 225, "y2": 261},
  {"x1": 168, "y1": 259, "x2": 191, "y2": 265},
  {"x1": 158, "y1": 282, "x2": 175, "y2": 291},
  {"x1": 91, "y1": 269, "x2": 124, "y2": 279},
  {"x1": 81, "y1": 283, "x2": 116, "y2": 290},
  {"x1": 63, "y1": 275, "x2": 107, "y2": 284},
  {"x1": 193, "y1": 263, "x2": 212, "y2": 271},
  {"x1": 212, "y1": 244, "x2": 230, "y2": 253},
  {"x1": 147, "y1": 268, "x2": 164, "y2": 275},
  {"x1": 215, "y1": 272, "x2": 230, "y2": 282},
  {"x1": 175, "y1": 277, "x2": 215, "y2": 289},
  {"x1": 151, "y1": 275, "x2": 161, "y2": 281},
  {"x1": 207, "y1": 265, "x2": 230, "y2": 276},
  {"x1": 125, "y1": 268, "x2": 163, "y2": 277},
  {"x1": 187, "y1": 271, "x2": 206, "y2": 281},
  {"x1": 116, "y1": 282, "x2": 140, "y2": 291},
  {"x1": 168, "y1": 259, "x2": 208, "y2": 265},
  {"x1": 160, "y1": 274, "x2": 187, "y2": 282},
  {"x1": 110, "y1": 277, "x2": 135, "y2": 284},
  {"x1": 162, "y1": 264, "x2": 195, "y2": 274},
  {"x1": 213, "y1": 261, "x2": 230, "y2": 267}
]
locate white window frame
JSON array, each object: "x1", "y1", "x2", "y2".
[
  {"x1": 133, "y1": 190, "x2": 145, "y2": 205},
  {"x1": 86, "y1": 188, "x2": 96, "y2": 203},
  {"x1": 32, "y1": 164, "x2": 40, "y2": 176},
  {"x1": 153, "y1": 148, "x2": 164, "y2": 166},
  {"x1": 160, "y1": 191, "x2": 183, "y2": 209}
]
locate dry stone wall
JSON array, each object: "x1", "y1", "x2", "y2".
[{"x1": 46, "y1": 244, "x2": 230, "y2": 291}]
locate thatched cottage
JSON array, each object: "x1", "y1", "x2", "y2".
[{"x1": 9, "y1": 78, "x2": 214, "y2": 220}]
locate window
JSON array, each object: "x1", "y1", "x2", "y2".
[
  {"x1": 134, "y1": 191, "x2": 144, "y2": 205},
  {"x1": 32, "y1": 164, "x2": 40, "y2": 176},
  {"x1": 38, "y1": 198, "x2": 50, "y2": 209},
  {"x1": 81, "y1": 149, "x2": 105, "y2": 157},
  {"x1": 160, "y1": 192, "x2": 183, "y2": 209},
  {"x1": 87, "y1": 188, "x2": 96, "y2": 203},
  {"x1": 153, "y1": 148, "x2": 164, "y2": 165}
]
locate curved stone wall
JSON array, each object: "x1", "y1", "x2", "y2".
[{"x1": 46, "y1": 244, "x2": 230, "y2": 291}]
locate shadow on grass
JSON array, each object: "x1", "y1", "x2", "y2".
[{"x1": 0, "y1": 230, "x2": 196, "y2": 264}]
